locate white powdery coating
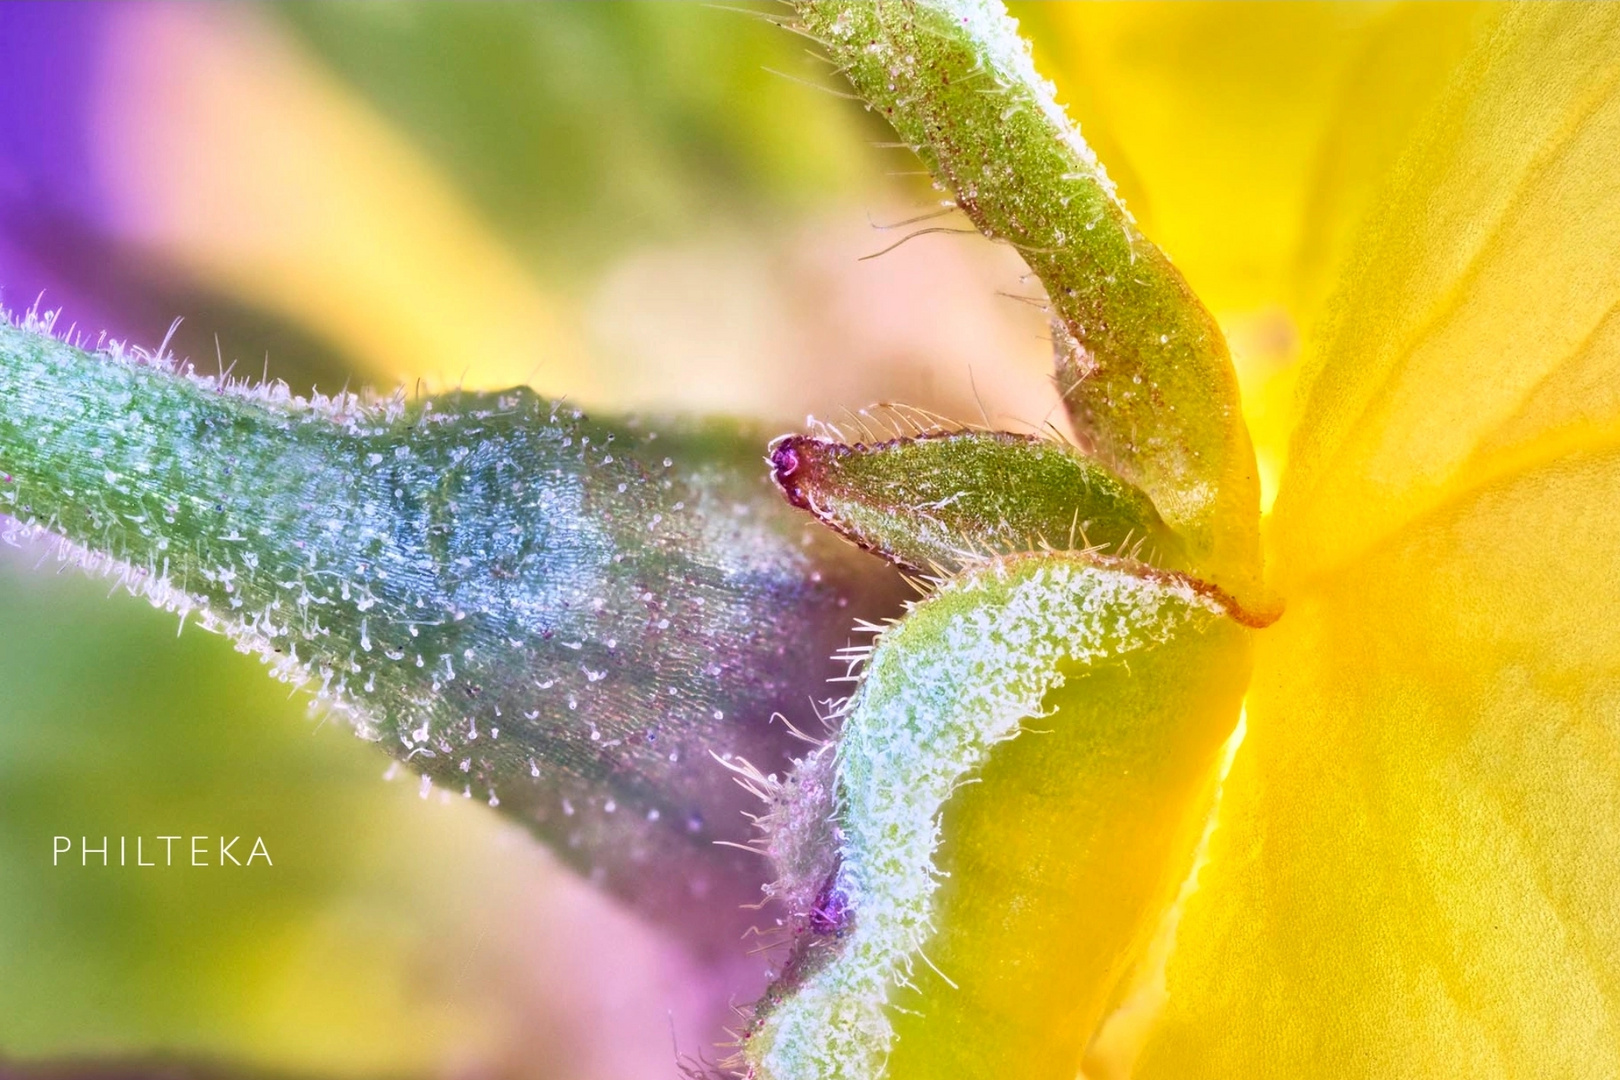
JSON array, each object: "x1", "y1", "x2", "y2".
[{"x1": 752, "y1": 555, "x2": 1220, "y2": 1080}]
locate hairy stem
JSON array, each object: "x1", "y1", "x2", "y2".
[{"x1": 793, "y1": 0, "x2": 1261, "y2": 595}]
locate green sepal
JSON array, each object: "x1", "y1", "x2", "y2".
[
  {"x1": 770, "y1": 428, "x2": 1185, "y2": 575},
  {"x1": 743, "y1": 551, "x2": 1250, "y2": 1080}
]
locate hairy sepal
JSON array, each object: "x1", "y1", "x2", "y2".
[
  {"x1": 743, "y1": 551, "x2": 1249, "y2": 1080},
  {"x1": 769, "y1": 429, "x2": 1185, "y2": 576}
]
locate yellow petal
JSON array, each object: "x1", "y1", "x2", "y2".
[
  {"x1": 1135, "y1": 444, "x2": 1620, "y2": 1079},
  {"x1": 1287, "y1": 3, "x2": 1504, "y2": 330},
  {"x1": 1273, "y1": 3, "x2": 1620, "y2": 585},
  {"x1": 1122, "y1": 7, "x2": 1620, "y2": 1075},
  {"x1": 1012, "y1": 2, "x2": 1494, "y2": 324}
]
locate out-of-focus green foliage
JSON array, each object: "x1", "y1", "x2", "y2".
[
  {"x1": 276, "y1": 1, "x2": 884, "y2": 285},
  {"x1": 0, "y1": 558, "x2": 488, "y2": 1073}
]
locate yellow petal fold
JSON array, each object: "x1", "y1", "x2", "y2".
[
  {"x1": 1013, "y1": 1, "x2": 1382, "y2": 316},
  {"x1": 1013, "y1": 2, "x2": 1495, "y2": 326}
]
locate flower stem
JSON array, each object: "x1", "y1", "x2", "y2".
[{"x1": 793, "y1": 0, "x2": 1261, "y2": 594}]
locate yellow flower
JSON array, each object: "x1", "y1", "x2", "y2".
[
  {"x1": 746, "y1": 5, "x2": 1620, "y2": 1077},
  {"x1": 1056, "y1": 5, "x2": 1620, "y2": 1075}
]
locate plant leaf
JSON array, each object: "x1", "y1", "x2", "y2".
[{"x1": 0, "y1": 312, "x2": 906, "y2": 938}]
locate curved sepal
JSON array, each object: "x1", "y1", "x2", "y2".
[{"x1": 743, "y1": 552, "x2": 1249, "y2": 1080}]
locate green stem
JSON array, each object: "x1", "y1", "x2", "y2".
[{"x1": 793, "y1": 0, "x2": 1261, "y2": 594}]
